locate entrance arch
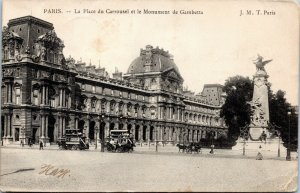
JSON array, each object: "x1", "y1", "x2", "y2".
[
  {"x1": 89, "y1": 121, "x2": 95, "y2": 140},
  {"x1": 119, "y1": 123, "x2": 124, "y2": 130},
  {"x1": 109, "y1": 123, "x2": 115, "y2": 131},
  {"x1": 78, "y1": 120, "x2": 85, "y2": 134},
  {"x1": 48, "y1": 115, "x2": 56, "y2": 143},
  {"x1": 127, "y1": 124, "x2": 132, "y2": 134},
  {"x1": 142, "y1": 126, "x2": 147, "y2": 141},
  {"x1": 135, "y1": 125, "x2": 140, "y2": 141},
  {"x1": 150, "y1": 126, "x2": 154, "y2": 141}
]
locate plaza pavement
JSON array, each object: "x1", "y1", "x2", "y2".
[{"x1": 0, "y1": 146, "x2": 298, "y2": 192}]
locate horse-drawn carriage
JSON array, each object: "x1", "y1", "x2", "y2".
[
  {"x1": 176, "y1": 142, "x2": 202, "y2": 153},
  {"x1": 58, "y1": 129, "x2": 89, "y2": 150},
  {"x1": 105, "y1": 130, "x2": 135, "y2": 153}
]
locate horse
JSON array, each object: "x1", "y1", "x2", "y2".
[{"x1": 176, "y1": 144, "x2": 187, "y2": 153}]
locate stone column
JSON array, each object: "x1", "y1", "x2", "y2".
[
  {"x1": 59, "y1": 89, "x2": 62, "y2": 107},
  {"x1": 158, "y1": 107, "x2": 161, "y2": 119},
  {"x1": 85, "y1": 118, "x2": 90, "y2": 141},
  {"x1": 46, "y1": 87, "x2": 49, "y2": 105},
  {"x1": 106, "y1": 101, "x2": 110, "y2": 114},
  {"x1": 75, "y1": 118, "x2": 78, "y2": 130},
  {"x1": 159, "y1": 126, "x2": 163, "y2": 141},
  {"x1": 57, "y1": 116, "x2": 61, "y2": 138},
  {"x1": 132, "y1": 124, "x2": 136, "y2": 140},
  {"x1": 104, "y1": 121, "x2": 110, "y2": 138},
  {"x1": 45, "y1": 115, "x2": 49, "y2": 139},
  {"x1": 41, "y1": 115, "x2": 45, "y2": 138},
  {"x1": 8, "y1": 83, "x2": 12, "y2": 103},
  {"x1": 62, "y1": 89, "x2": 65, "y2": 107},
  {"x1": 3, "y1": 114, "x2": 7, "y2": 138},
  {"x1": 95, "y1": 121, "x2": 100, "y2": 141},
  {"x1": 139, "y1": 125, "x2": 143, "y2": 142},
  {"x1": 194, "y1": 130, "x2": 197, "y2": 142},
  {"x1": 11, "y1": 115, "x2": 14, "y2": 141},
  {"x1": 123, "y1": 104, "x2": 127, "y2": 116},
  {"x1": 169, "y1": 127, "x2": 172, "y2": 141},
  {"x1": 146, "y1": 125, "x2": 150, "y2": 142},
  {"x1": 177, "y1": 128, "x2": 180, "y2": 142}
]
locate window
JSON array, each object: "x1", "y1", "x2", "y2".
[
  {"x1": 3, "y1": 49, "x2": 8, "y2": 60},
  {"x1": 1, "y1": 86, "x2": 5, "y2": 104},
  {"x1": 50, "y1": 98, "x2": 56, "y2": 107},
  {"x1": 16, "y1": 68, "x2": 20, "y2": 77},
  {"x1": 54, "y1": 53, "x2": 58, "y2": 64},
  {"x1": 15, "y1": 88, "x2": 21, "y2": 105},
  {"x1": 110, "y1": 102, "x2": 115, "y2": 113},
  {"x1": 101, "y1": 101, "x2": 106, "y2": 113},
  {"x1": 33, "y1": 90, "x2": 39, "y2": 105},
  {"x1": 91, "y1": 99, "x2": 96, "y2": 108}
]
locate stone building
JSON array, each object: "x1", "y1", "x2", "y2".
[{"x1": 1, "y1": 16, "x2": 227, "y2": 146}]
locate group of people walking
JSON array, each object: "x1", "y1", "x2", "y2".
[{"x1": 19, "y1": 139, "x2": 45, "y2": 150}]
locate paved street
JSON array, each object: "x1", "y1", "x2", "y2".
[{"x1": 0, "y1": 147, "x2": 298, "y2": 192}]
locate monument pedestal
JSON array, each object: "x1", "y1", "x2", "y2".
[{"x1": 232, "y1": 137, "x2": 287, "y2": 158}]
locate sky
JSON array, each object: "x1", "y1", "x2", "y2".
[{"x1": 3, "y1": 0, "x2": 299, "y2": 105}]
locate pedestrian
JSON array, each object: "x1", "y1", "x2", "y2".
[
  {"x1": 256, "y1": 145, "x2": 263, "y2": 160},
  {"x1": 209, "y1": 144, "x2": 215, "y2": 154},
  {"x1": 39, "y1": 140, "x2": 44, "y2": 150},
  {"x1": 20, "y1": 140, "x2": 24, "y2": 147}
]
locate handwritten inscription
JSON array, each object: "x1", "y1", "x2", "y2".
[{"x1": 38, "y1": 164, "x2": 70, "y2": 178}]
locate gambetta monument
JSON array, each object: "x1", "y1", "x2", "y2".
[
  {"x1": 248, "y1": 54, "x2": 272, "y2": 140},
  {"x1": 233, "y1": 55, "x2": 286, "y2": 156}
]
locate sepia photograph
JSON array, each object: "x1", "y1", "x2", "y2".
[{"x1": 0, "y1": 0, "x2": 299, "y2": 192}]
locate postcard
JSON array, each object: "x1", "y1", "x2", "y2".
[{"x1": 1, "y1": 0, "x2": 298, "y2": 192}]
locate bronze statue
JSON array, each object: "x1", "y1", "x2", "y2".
[{"x1": 253, "y1": 54, "x2": 272, "y2": 72}]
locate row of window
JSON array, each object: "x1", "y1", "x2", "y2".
[{"x1": 81, "y1": 84, "x2": 157, "y2": 102}]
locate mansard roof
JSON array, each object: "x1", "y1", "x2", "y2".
[{"x1": 126, "y1": 45, "x2": 182, "y2": 78}]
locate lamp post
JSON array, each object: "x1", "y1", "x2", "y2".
[
  {"x1": 95, "y1": 125, "x2": 99, "y2": 149},
  {"x1": 277, "y1": 130, "x2": 281, "y2": 157},
  {"x1": 286, "y1": 111, "x2": 291, "y2": 161},
  {"x1": 100, "y1": 114, "x2": 105, "y2": 152},
  {"x1": 240, "y1": 125, "x2": 249, "y2": 156}
]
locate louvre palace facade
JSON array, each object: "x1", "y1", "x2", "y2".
[{"x1": 1, "y1": 16, "x2": 227, "y2": 146}]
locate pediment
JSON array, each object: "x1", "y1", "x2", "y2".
[{"x1": 163, "y1": 68, "x2": 183, "y2": 82}]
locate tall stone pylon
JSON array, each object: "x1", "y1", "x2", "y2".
[{"x1": 248, "y1": 55, "x2": 272, "y2": 140}]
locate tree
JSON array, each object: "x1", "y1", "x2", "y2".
[
  {"x1": 220, "y1": 76, "x2": 253, "y2": 145},
  {"x1": 269, "y1": 90, "x2": 298, "y2": 149}
]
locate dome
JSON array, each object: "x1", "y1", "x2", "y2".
[{"x1": 127, "y1": 45, "x2": 181, "y2": 75}]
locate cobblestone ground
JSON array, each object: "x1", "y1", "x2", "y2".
[{"x1": 0, "y1": 147, "x2": 298, "y2": 192}]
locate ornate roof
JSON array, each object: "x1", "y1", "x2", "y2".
[{"x1": 126, "y1": 45, "x2": 181, "y2": 76}]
